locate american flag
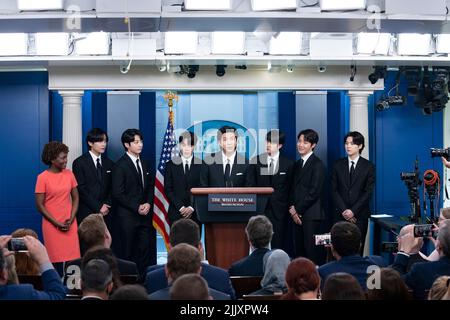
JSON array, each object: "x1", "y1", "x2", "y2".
[{"x1": 152, "y1": 115, "x2": 177, "y2": 250}]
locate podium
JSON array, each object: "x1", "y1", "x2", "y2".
[{"x1": 191, "y1": 187, "x2": 274, "y2": 269}]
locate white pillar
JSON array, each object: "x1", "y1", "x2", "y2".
[
  {"x1": 348, "y1": 91, "x2": 373, "y2": 160},
  {"x1": 59, "y1": 90, "x2": 84, "y2": 169}
]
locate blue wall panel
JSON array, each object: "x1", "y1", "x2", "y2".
[
  {"x1": 373, "y1": 72, "x2": 443, "y2": 218},
  {"x1": 0, "y1": 72, "x2": 49, "y2": 238}
]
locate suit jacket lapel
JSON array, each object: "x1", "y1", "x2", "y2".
[
  {"x1": 350, "y1": 158, "x2": 364, "y2": 187},
  {"x1": 85, "y1": 153, "x2": 100, "y2": 182},
  {"x1": 296, "y1": 154, "x2": 314, "y2": 185},
  {"x1": 125, "y1": 155, "x2": 142, "y2": 188}
]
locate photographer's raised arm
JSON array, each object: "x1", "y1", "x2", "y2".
[{"x1": 442, "y1": 156, "x2": 450, "y2": 169}]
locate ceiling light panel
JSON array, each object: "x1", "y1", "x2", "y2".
[
  {"x1": 17, "y1": 0, "x2": 63, "y2": 11},
  {"x1": 75, "y1": 32, "x2": 110, "y2": 55},
  {"x1": 320, "y1": 0, "x2": 366, "y2": 11},
  {"x1": 397, "y1": 33, "x2": 432, "y2": 56},
  {"x1": 0, "y1": 33, "x2": 28, "y2": 56},
  {"x1": 184, "y1": 0, "x2": 233, "y2": 10},
  {"x1": 356, "y1": 33, "x2": 391, "y2": 55},
  {"x1": 211, "y1": 32, "x2": 245, "y2": 54},
  {"x1": 251, "y1": 0, "x2": 297, "y2": 11},
  {"x1": 35, "y1": 33, "x2": 69, "y2": 56},
  {"x1": 269, "y1": 32, "x2": 303, "y2": 55},
  {"x1": 164, "y1": 32, "x2": 198, "y2": 54}
]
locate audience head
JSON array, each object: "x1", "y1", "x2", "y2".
[
  {"x1": 82, "y1": 246, "x2": 121, "y2": 291},
  {"x1": 367, "y1": 268, "x2": 410, "y2": 300},
  {"x1": 437, "y1": 219, "x2": 450, "y2": 258},
  {"x1": 0, "y1": 248, "x2": 7, "y2": 285},
  {"x1": 110, "y1": 284, "x2": 149, "y2": 300},
  {"x1": 442, "y1": 278, "x2": 450, "y2": 300},
  {"x1": 169, "y1": 219, "x2": 201, "y2": 247},
  {"x1": 11, "y1": 228, "x2": 40, "y2": 275},
  {"x1": 170, "y1": 274, "x2": 211, "y2": 300},
  {"x1": 398, "y1": 224, "x2": 423, "y2": 254},
  {"x1": 245, "y1": 215, "x2": 273, "y2": 249},
  {"x1": 165, "y1": 243, "x2": 201, "y2": 283},
  {"x1": 81, "y1": 258, "x2": 113, "y2": 299},
  {"x1": 282, "y1": 257, "x2": 320, "y2": 300},
  {"x1": 41, "y1": 141, "x2": 69, "y2": 169},
  {"x1": 261, "y1": 249, "x2": 290, "y2": 294},
  {"x1": 322, "y1": 273, "x2": 365, "y2": 300},
  {"x1": 5, "y1": 254, "x2": 18, "y2": 285},
  {"x1": 78, "y1": 214, "x2": 112, "y2": 255},
  {"x1": 439, "y1": 207, "x2": 450, "y2": 226},
  {"x1": 330, "y1": 221, "x2": 361, "y2": 258},
  {"x1": 429, "y1": 276, "x2": 450, "y2": 300}
]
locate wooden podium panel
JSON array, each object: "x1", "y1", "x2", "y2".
[{"x1": 205, "y1": 223, "x2": 249, "y2": 269}]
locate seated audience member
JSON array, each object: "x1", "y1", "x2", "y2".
[
  {"x1": 148, "y1": 244, "x2": 230, "y2": 300},
  {"x1": 394, "y1": 224, "x2": 426, "y2": 272},
  {"x1": 367, "y1": 268, "x2": 410, "y2": 300},
  {"x1": 80, "y1": 247, "x2": 123, "y2": 292},
  {"x1": 229, "y1": 215, "x2": 273, "y2": 276},
  {"x1": 0, "y1": 235, "x2": 66, "y2": 300},
  {"x1": 145, "y1": 219, "x2": 235, "y2": 298},
  {"x1": 5, "y1": 254, "x2": 19, "y2": 285},
  {"x1": 81, "y1": 259, "x2": 113, "y2": 300},
  {"x1": 425, "y1": 207, "x2": 450, "y2": 262},
  {"x1": 65, "y1": 214, "x2": 137, "y2": 280},
  {"x1": 170, "y1": 274, "x2": 212, "y2": 300},
  {"x1": 11, "y1": 228, "x2": 40, "y2": 276},
  {"x1": 318, "y1": 221, "x2": 385, "y2": 290},
  {"x1": 281, "y1": 257, "x2": 320, "y2": 300},
  {"x1": 428, "y1": 276, "x2": 450, "y2": 300},
  {"x1": 392, "y1": 219, "x2": 450, "y2": 299},
  {"x1": 110, "y1": 284, "x2": 149, "y2": 300},
  {"x1": 321, "y1": 273, "x2": 365, "y2": 300},
  {"x1": 250, "y1": 249, "x2": 290, "y2": 296}
]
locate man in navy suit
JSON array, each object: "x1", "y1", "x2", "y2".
[
  {"x1": 144, "y1": 219, "x2": 235, "y2": 299},
  {"x1": 148, "y1": 244, "x2": 230, "y2": 300},
  {"x1": 331, "y1": 131, "x2": 375, "y2": 253},
  {"x1": 228, "y1": 215, "x2": 272, "y2": 276},
  {"x1": 164, "y1": 131, "x2": 203, "y2": 227},
  {"x1": 112, "y1": 129, "x2": 156, "y2": 276},
  {"x1": 200, "y1": 126, "x2": 254, "y2": 188},
  {"x1": 251, "y1": 130, "x2": 294, "y2": 250},
  {"x1": 318, "y1": 221, "x2": 385, "y2": 290},
  {"x1": 392, "y1": 219, "x2": 450, "y2": 299},
  {"x1": 0, "y1": 235, "x2": 66, "y2": 300},
  {"x1": 72, "y1": 128, "x2": 115, "y2": 228},
  {"x1": 289, "y1": 129, "x2": 326, "y2": 263}
]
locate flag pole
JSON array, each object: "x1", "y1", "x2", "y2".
[{"x1": 164, "y1": 91, "x2": 178, "y2": 126}]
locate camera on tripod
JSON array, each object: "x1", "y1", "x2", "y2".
[
  {"x1": 430, "y1": 147, "x2": 450, "y2": 161},
  {"x1": 376, "y1": 96, "x2": 406, "y2": 111},
  {"x1": 400, "y1": 172, "x2": 419, "y2": 181}
]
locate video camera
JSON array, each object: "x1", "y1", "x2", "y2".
[
  {"x1": 430, "y1": 147, "x2": 450, "y2": 161},
  {"x1": 400, "y1": 159, "x2": 422, "y2": 222}
]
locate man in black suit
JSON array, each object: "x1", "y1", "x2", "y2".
[
  {"x1": 228, "y1": 215, "x2": 272, "y2": 276},
  {"x1": 164, "y1": 131, "x2": 202, "y2": 227},
  {"x1": 72, "y1": 128, "x2": 114, "y2": 227},
  {"x1": 200, "y1": 125, "x2": 254, "y2": 188},
  {"x1": 112, "y1": 128, "x2": 156, "y2": 275},
  {"x1": 289, "y1": 129, "x2": 326, "y2": 263},
  {"x1": 252, "y1": 130, "x2": 294, "y2": 249},
  {"x1": 331, "y1": 131, "x2": 375, "y2": 253}
]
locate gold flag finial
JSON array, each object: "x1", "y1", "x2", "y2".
[{"x1": 164, "y1": 91, "x2": 178, "y2": 125}]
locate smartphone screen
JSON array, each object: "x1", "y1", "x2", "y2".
[
  {"x1": 7, "y1": 237, "x2": 28, "y2": 252},
  {"x1": 314, "y1": 234, "x2": 331, "y2": 245},
  {"x1": 413, "y1": 224, "x2": 434, "y2": 238}
]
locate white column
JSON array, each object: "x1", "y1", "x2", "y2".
[
  {"x1": 348, "y1": 91, "x2": 373, "y2": 160},
  {"x1": 59, "y1": 91, "x2": 84, "y2": 169}
]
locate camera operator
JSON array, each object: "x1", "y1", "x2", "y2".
[
  {"x1": 393, "y1": 225, "x2": 427, "y2": 272},
  {"x1": 442, "y1": 156, "x2": 450, "y2": 169},
  {"x1": 0, "y1": 235, "x2": 66, "y2": 300},
  {"x1": 392, "y1": 219, "x2": 450, "y2": 299},
  {"x1": 422, "y1": 208, "x2": 450, "y2": 262}
]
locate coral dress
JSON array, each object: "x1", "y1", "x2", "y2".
[{"x1": 35, "y1": 169, "x2": 80, "y2": 263}]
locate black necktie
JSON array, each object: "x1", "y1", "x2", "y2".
[
  {"x1": 136, "y1": 159, "x2": 143, "y2": 187},
  {"x1": 350, "y1": 161, "x2": 355, "y2": 183},
  {"x1": 96, "y1": 158, "x2": 102, "y2": 181},
  {"x1": 269, "y1": 158, "x2": 274, "y2": 176},
  {"x1": 300, "y1": 158, "x2": 304, "y2": 168},
  {"x1": 224, "y1": 159, "x2": 231, "y2": 185},
  {"x1": 184, "y1": 161, "x2": 190, "y2": 176}
]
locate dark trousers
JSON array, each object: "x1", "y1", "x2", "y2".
[
  {"x1": 118, "y1": 215, "x2": 156, "y2": 278},
  {"x1": 357, "y1": 218, "x2": 369, "y2": 255},
  {"x1": 292, "y1": 219, "x2": 323, "y2": 265},
  {"x1": 265, "y1": 206, "x2": 287, "y2": 250}
]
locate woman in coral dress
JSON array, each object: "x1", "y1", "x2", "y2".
[{"x1": 35, "y1": 141, "x2": 80, "y2": 275}]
